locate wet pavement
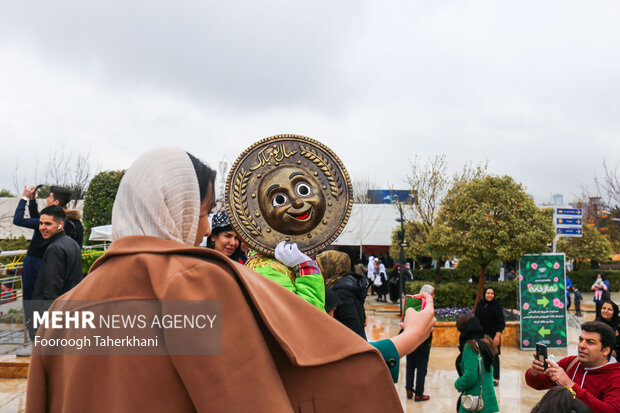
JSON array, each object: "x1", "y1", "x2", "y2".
[
  {"x1": 0, "y1": 292, "x2": 615, "y2": 412},
  {"x1": 365, "y1": 294, "x2": 605, "y2": 413}
]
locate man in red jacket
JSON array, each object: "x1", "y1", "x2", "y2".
[{"x1": 525, "y1": 321, "x2": 620, "y2": 413}]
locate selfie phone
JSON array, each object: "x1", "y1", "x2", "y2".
[
  {"x1": 35, "y1": 184, "x2": 44, "y2": 191},
  {"x1": 535, "y1": 342, "x2": 548, "y2": 370},
  {"x1": 401, "y1": 294, "x2": 426, "y2": 322}
]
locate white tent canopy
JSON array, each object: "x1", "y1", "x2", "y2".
[
  {"x1": 89, "y1": 225, "x2": 112, "y2": 241},
  {"x1": 332, "y1": 204, "x2": 399, "y2": 246},
  {"x1": 88, "y1": 204, "x2": 400, "y2": 246}
]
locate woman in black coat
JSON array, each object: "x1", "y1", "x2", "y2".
[
  {"x1": 316, "y1": 251, "x2": 369, "y2": 339},
  {"x1": 596, "y1": 300, "x2": 620, "y2": 358},
  {"x1": 474, "y1": 286, "x2": 505, "y2": 386}
]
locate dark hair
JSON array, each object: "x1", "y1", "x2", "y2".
[
  {"x1": 186, "y1": 153, "x2": 217, "y2": 202},
  {"x1": 456, "y1": 313, "x2": 475, "y2": 332},
  {"x1": 207, "y1": 228, "x2": 243, "y2": 262},
  {"x1": 581, "y1": 321, "x2": 616, "y2": 360},
  {"x1": 50, "y1": 186, "x2": 72, "y2": 208},
  {"x1": 40, "y1": 205, "x2": 66, "y2": 222},
  {"x1": 530, "y1": 386, "x2": 591, "y2": 413}
]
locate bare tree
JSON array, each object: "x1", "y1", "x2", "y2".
[
  {"x1": 45, "y1": 146, "x2": 95, "y2": 201},
  {"x1": 11, "y1": 157, "x2": 42, "y2": 197},
  {"x1": 11, "y1": 147, "x2": 96, "y2": 207},
  {"x1": 404, "y1": 155, "x2": 449, "y2": 231},
  {"x1": 596, "y1": 160, "x2": 620, "y2": 210},
  {"x1": 352, "y1": 176, "x2": 378, "y2": 204}
]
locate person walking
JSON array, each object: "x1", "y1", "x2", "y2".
[
  {"x1": 474, "y1": 286, "x2": 505, "y2": 387},
  {"x1": 455, "y1": 314, "x2": 499, "y2": 413}
]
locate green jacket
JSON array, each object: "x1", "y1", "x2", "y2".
[
  {"x1": 246, "y1": 253, "x2": 325, "y2": 311},
  {"x1": 455, "y1": 342, "x2": 499, "y2": 413}
]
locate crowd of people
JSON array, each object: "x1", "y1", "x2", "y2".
[
  {"x1": 21, "y1": 147, "x2": 436, "y2": 412},
  {"x1": 7, "y1": 146, "x2": 620, "y2": 412}
]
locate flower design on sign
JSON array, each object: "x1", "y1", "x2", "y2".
[
  {"x1": 531, "y1": 263, "x2": 538, "y2": 270},
  {"x1": 553, "y1": 262, "x2": 560, "y2": 270},
  {"x1": 523, "y1": 303, "x2": 530, "y2": 310},
  {"x1": 523, "y1": 340, "x2": 530, "y2": 347}
]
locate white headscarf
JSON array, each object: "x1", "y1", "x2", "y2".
[
  {"x1": 367, "y1": 256, "x2": 375, "y2": 280},
  {"x1": 112, "y1": 147, "x2": 200, "y2": 246}
]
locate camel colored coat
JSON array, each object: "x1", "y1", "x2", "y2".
[{"x1": 26, "y1": 236, "x2": 402, "y2": 413}]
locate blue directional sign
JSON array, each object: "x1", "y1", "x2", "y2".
[
  {"x1": 555, "y1": 208, "x2": 583, "y2": 216},
  {"x1": 556, "y1": 227, "x2": 583, "y2": 236},
  {"x1": 556, "y1": 218, "x2": 582, "y2": 226}
]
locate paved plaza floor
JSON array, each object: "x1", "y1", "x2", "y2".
[{"x1": 0, "y1": 291, "x2": 615, "y2": 412}]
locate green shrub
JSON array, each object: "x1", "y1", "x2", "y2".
[
  {"x1": 405, "y1": 280, "x2": 518, "y2": 310},
  {"x1": 0, "y1": 236, "x2": 29, "y2": 266},
  {"x1": 566, "y1": 269, "x2": 620, "y2": 292},
  {"x1": 82, "y1": 170, "x2": 125, "y2": 244},
  {"x1": 81, "y1": 250, "x2": 106, "y2": 275}
]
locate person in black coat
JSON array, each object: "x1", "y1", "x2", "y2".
[
  {"x1": 596, "y1": 300, "x2": 620, "y2": 359},
  {"x1": 29, "y1": 206, "x2": 83, "y2": 341},
  {"x1": 316, "y1": 250, "x2": 368, "y2": 339},
  {"x1": 474, "y1": 286, "x2": 505, "y2": 386}
]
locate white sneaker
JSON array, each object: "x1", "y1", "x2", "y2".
[{"x1": 16, "y1": 343, "x2": 32, "y2": 357}]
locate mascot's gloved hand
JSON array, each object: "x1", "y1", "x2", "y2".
[{"x1": 274, "y1": 241, "x2": 311, "y2": 268}]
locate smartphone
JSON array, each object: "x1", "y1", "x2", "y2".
[
  {"x1": 535, "y1": 342, "x2": 548, "y2": 370},
  {"x1": 401, "y1": 294, "x2": 426, "y2": 322}
]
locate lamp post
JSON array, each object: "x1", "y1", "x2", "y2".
[{"x1": 396, "y1": 202, "x2": 408, "y2": 314}]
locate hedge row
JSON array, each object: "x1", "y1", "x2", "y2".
[
  {"x1": 403, "y1": 268, "x2": 620, "y2": 292},
  {"x1": 404, "y1": 280, "x2": 519, "y2": 310},
  {"x1": 81, "y1": 250, "x2": 106, "y2": 275},
  {"x1": 566, "y1": 270, "x2": 620, "y2": 292}
]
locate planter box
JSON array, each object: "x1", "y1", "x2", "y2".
[{"x1": 431, "y1": 321, "x2": 520, "y2": 347}]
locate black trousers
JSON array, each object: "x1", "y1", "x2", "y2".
[
  {"x1": 406, "y1": 343, "x2": 431, "y2": 396},
  {"x1": 493, "y1": 346, "x2": 501, "y2": 381}
]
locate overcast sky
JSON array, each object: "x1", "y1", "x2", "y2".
[{"x1": 1, "y1": 0, "x2": 619, "y2": 205}]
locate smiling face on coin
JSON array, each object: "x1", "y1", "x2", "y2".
[{"x1": 258, "y1": 165, "x2": 326, "y2": 235}]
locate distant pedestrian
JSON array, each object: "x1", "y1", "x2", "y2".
[
  {"x1": 572, "y1": 285, "x2": 583, "y2": 317},
  {"x1": 389, "y1": 266, "x2": 401, "y2": 303},
  {"x1": 505, "y1": 269, "x2": 516, "y2": 281},
  {"x1": 591, "y1": 274, "x2": 610, "y2": 318},
  {"x1": 373, "y1": 260, "x2": 388, "y2": 302},
  {"x1": 566, "y1": 276, "x2": 572, "y2": 311}
]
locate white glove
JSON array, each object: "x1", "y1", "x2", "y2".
[{"x1": 274, "y1": 241, "x2": 311, "y2": 268}]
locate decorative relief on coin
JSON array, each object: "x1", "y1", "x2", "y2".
[{"x1": 225, "y1": 134, "x2": 353, "y2": 256}]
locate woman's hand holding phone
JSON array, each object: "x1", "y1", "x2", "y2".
[{"x1": 392, "y1": 292, "x2": 436, "y2": 357}]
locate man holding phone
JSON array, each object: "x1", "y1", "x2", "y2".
[{"x1": 525, "y1": 321, "x2": 620, "y2": 413}]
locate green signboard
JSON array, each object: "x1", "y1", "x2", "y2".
[{"x1": 519, "y1": 253, "x2": 567, "y2": 349}]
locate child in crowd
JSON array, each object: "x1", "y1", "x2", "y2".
[
  {"x1": 572, "y1": 285, "x2": 583, "y2": 317},
  {"x1": 592, "y1": 275, "x2": 605, "y2": 301}
]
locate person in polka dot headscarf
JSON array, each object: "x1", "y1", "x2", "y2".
[{"x1": 206, "y1": 211, "x2": 246, "y2": 264}]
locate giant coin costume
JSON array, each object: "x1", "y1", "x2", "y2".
[{"x1": 225, "y1": 134, "x2": 353, "y2": 256}]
